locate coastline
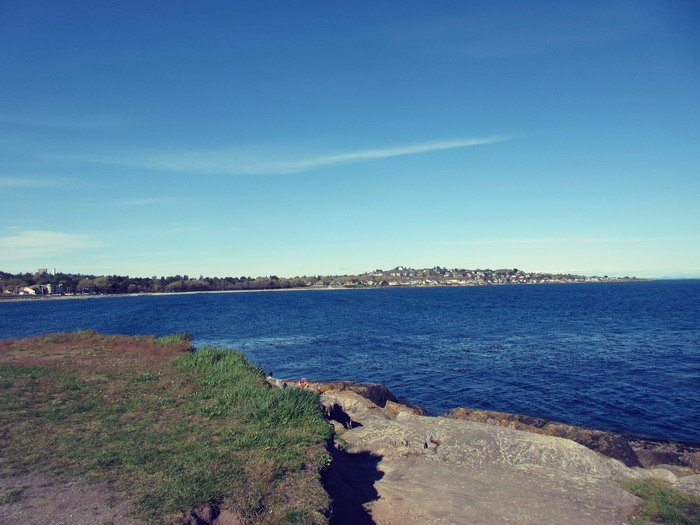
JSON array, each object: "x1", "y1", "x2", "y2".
[
  {"x1": 1, "y1": 331, "x2": 698, "y2": 523},
  {"x1": 2, "y1": 281, "x2": 694, "y2": 446},
  {"x1": 296, "y1": 376, "x2": 700, "y2": 523},
  {"x1": 279, "y1": 377, "x2": 700, "y2": 473},
  {"x1": 0, "y1": 278, "x2": 649, "y2": 304},
  {"x1": 0, "y1": 286, "x2": 347, "y2": 303}
]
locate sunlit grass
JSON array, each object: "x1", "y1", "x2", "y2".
[
  {"x1": 0, "y1": 332, "x2": 331, "y2": 523},
  {"x1": 622, "y1": 478, "x2": 700, "y2": 525}
]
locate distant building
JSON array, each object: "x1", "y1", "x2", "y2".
[{"x1": 43, "y1": 283, "x2": 64, "y2": 295}]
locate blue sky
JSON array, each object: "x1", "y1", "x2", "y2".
[{"x1": 1, "y1": 1, "x2": 698, "y2": 278}]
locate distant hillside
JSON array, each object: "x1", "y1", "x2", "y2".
[{"x1": 0, "y1": 266, "x2": 641, "y2": 297}]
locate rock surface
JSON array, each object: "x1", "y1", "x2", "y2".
[
  {"x1": 283, "y1": 377, "x2": 700, "y2": 474},
  {"x1": 315, "y1": 382, "x2": 686, "y2": 524},
  {"x1": 446, "y1": 407, "x2": 700, "y2": 473},
  {"x1": 678, "y1": 474, "x2": 700, "y2": 496},
  {"x1": 627, "y1": 437, "x2": 700, "y2": 471},
  {"x1": 267, "y1": 377, "x2": 426, "y2": 418},
  {"x1": 267, "y1": 378, "x2": 697, "y2": 523},
  {"x1": 446, "y1": 407, "x2": 641, "y2": 467},
  {"x1": 334, "y1": 411, "x2": 650, "y2": 523}
]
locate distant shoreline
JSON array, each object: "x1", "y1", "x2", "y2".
[
  {"x1": 0, "y1": 278, "x2": 652, "y2": 303},
  {"x1": 0, "y1": 286, "x2": 338, "y2": 303}
]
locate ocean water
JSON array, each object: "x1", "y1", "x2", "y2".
[{"x1": 1, "y1": 280, "x2": 698, "y2": 442}]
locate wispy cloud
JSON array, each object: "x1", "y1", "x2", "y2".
[
  {"x1": 0, "y1": 230, "x2": 103, "y2": 262},
  {"x1": 437, "y1": 235, "x2": 700, "y2": 245},
  {"x1": 268, "y1": 136, "x2": 507, "y2": 173},
  {"x1": 77, "y1": 135, "x2": 508, "y2": 175}
]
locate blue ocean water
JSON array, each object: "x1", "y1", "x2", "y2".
[{"x1": 1, "y1": 280, "x2": 698, "y2": 442}]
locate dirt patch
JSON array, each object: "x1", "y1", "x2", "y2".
[
  {"x1": 0, "y1": 473, "x2": 138, "y2": 524},
  {"x1": 0, "y1": 332, "x2": 190, "y2": 372}
]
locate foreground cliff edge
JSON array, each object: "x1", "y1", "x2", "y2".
[{"x1": 1, "y1": 333, "x2": 698, "y2": 524}]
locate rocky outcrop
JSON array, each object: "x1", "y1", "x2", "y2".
[
  {"x1": 282, "y1": 378, "x2": 424, "y2": 414},
  {"x1": 269, "y1": 377, "x2": 699, "y2": 472},
  {"x1": 678, "y1": 474, "x2": 700, "y2": 496},
  {"x1": 269, "y1": 377, "x2": 697, "y2": 523},
  {"x1": 627, "y1": 437, "x2": 700, "y2": 472},
  {"x1": 266, "y1": 377, "x2": 426, "y2": 425},
  {"x1": 445, "y1": 407, "x2": 700, "y2": 473},
  {"x1": 327, "y1": 401, "x2": 654, "y2": 524},
  {"x1": 445, "y1": 407, "x2": 641, "y2": 467}
]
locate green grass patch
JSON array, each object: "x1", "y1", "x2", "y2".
[
  {"x1": 0, "y1": 334, "x2": 331, "y2": 523},
  {"x1": 156, "y1": 332, "x2": 193, "y2": 345},
  {"x1": 621, "y1": 478, "x2": 700, "y2": 525}
]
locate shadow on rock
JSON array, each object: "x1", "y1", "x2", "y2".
[
  {"x1": 324, "y1": 447, "x2": 383, "y2": 525},
  {"x1": 327, "y1": 403, "x2": 363, "y2": 429}
]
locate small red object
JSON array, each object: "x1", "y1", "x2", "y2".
[{"x1": 298, "y1": 378, "x2": 308, "y2": 387}]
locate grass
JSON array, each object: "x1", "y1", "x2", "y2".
[
  {"x1": 156, "y1": 332, "x2": 193, "y2": 345},
  {"x1": 621, "y1": 478, "x2": 700, "y2": 525},
  {"x1": 0, "y1": 331, "x2": 332, "y2": 523}
]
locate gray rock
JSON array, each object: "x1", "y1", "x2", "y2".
[
  {"x1": 677, "y1": 474, "x2": 700, "y2": 496},
  {"x1": 280, "y1": 376, "x2": 690, "y2": 523},
  {"x1": 347, "y1": 412, "x2": 632, "y2": 479},
  {"x1": 627, "y1": 467, "x2": 677, "y2": 484},
  {"x1": 337, "y1": 413, "x2": 643, "y2": 524},
  {"x1": 446, "y1": 407, "x2": 641, "y2": 467}
]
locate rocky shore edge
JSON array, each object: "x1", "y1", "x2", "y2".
[
  {"x1": 445, "y1": 407, "x2": 700, "y2": 475},
  {"x1": 267, "y1": 377, "x2": 700, "y2": 524},
  {"x1": 186, "y1": 375, "x2": 698, "y2": 524},
  {"x1": 268, "y1": 377, "x2": 699, "y2": 475}
]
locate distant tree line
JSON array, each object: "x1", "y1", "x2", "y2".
[
  {"x1": 0, "y1": 266, "x2": 631, "y2": 297},
  {"x1": 0, "y1": 270, "x2": 323, "y2": 295}
]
